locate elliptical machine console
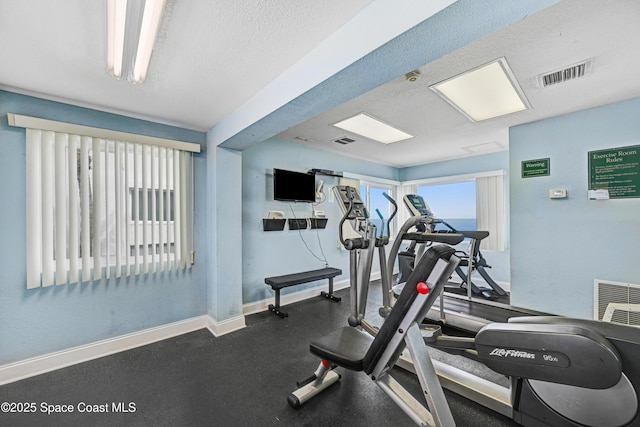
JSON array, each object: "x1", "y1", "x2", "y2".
[{"x1": 333, "y1": 185, "x2": 371, "y2": 250}]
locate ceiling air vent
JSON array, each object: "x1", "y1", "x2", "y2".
[
  {"x1": 334, "y1": 137, "x2": 355, "y2": 145},
  {"x1": 537, "y1": 59, "x2": 593, "y2": 88}
]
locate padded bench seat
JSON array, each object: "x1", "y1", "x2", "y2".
[
  {"x1": 265, "y1": 267, "x2": 342, "y2": 318},
  {"x1": 310, "y1": 326, "x2": 373, "y2": 371}
]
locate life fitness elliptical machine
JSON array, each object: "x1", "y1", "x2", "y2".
[
  {"x1": 331, "y1": 184, "x2": 396, "y2": 334},
  {"x1": 386, "y1": 203, "x2": 640, "y2": 425},
  {"x1": 420, "y1": 315, "x2": 640, "y2": 427}
]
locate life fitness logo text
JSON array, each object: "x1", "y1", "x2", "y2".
[{"x1": 489, "y1": 348, "x2": 536, "y2": 359}]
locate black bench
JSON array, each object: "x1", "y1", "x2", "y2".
[{"x1": 264, "y1": 267, "x2": 342, "y2": 318}]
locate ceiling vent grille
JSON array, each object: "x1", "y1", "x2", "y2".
[
  {"x1": 334, "y1": 137, "x2": 355, "y2": 145},
  {"x1": 537, "y1": 59, "x2": 593, "y2": 88}
]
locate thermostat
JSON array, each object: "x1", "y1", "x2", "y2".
[{"x1": 549, "y1": 188, "x2": 567, "y2": 199}]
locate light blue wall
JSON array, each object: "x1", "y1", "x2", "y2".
[
  {"x1": 0, "y1": 90, "x2": 207, "y2": 364},
  {"x1": 203, "y1": 143, "x2": 244, "y2": 322},
  {"x1": 241, "y1": 138, "x2": 398, "y2": 305},
  {"x1": 212, "y1": 0, "x2": 559, "y2": 312},
  {"x1": 399, "y1": 152, "x2": 508, "y2": 182},
  {"x1": 510, "y1": 98, "x2": 640, "y2": 317},
  {"x1": 399, "y1": 151, "x2": 511, "y2": 283},
  {"x1": 0, "y1": 0, "x2": 564, "y2": 365}
]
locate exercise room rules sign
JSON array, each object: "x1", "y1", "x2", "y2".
[{"x1": 589, "y1": 145, "x2": 640, "y2": 198}]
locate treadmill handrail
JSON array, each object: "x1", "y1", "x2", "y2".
[{"x1": 386, "y1": 215, "x2": 463, "y2": 289}]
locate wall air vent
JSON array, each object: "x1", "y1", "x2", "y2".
[
  {"x1": 537, "y1": 59, "x2": 593, "y2": 88},
  {"x1": 594, "y1": 279, "x2": 640, "y2": 326},
  {"x1": 334, "y1": 137, "x2": 355, "y2": 145}
]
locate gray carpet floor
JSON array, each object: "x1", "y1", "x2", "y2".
[{"x1": 0, "y1": 280, "x2": 519, "y2": 426}]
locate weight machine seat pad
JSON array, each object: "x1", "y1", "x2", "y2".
[
  {"x1": 308, "y1": 245, "x2": 456, "y2": 375},
  {"x1": 310, "y1": 327, "x2": 373, "y2": 372}
]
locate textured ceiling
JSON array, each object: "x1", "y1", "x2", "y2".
[
  {"x1": 2, "y1": 1, "x2": 638, "y2": 168},
  {"x1": 277, "y1": 0, "x2": 640, "y2": 166},
  {"x1": 0, "y1": 0, "x2": 373, "y2": 130}
]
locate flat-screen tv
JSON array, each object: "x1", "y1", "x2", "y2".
[{"x1": 273, "y1": 168, "x2": 316, "y2": 203}]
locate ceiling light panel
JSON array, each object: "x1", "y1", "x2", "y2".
[
  {"x1": 332, "y1": 113, "x2": 413, "y2": 144},
  {"x1": 430, "y1": 57, "x2": 530, "y2": 122},
  {"x1": 107, "y1": 0, "x2": 166, "y2": 84}
]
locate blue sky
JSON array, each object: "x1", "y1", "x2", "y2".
[
  {"x1": 417, "y1": 181, "x2": 476, "y2": 219},
  {"x1": 361, "y1": 180, "x2": 477, "y2": 225}
]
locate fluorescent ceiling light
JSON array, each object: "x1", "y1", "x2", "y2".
[
  {"x1": 107, "y1": 0, "x2": 166, "y2": 84},
  {"x1": 430, "y1": 57, "x2": 530, "y2": 122},
  {"x1": 333, "y1": 113, "x2": 413, "y2": 144}
]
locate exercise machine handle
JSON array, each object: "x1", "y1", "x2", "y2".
[
  {"x1": 383, "y1": 192, "x2": 397, "y2": 239},
  {"x1": 373, "y1": 192, "x2": 398, "y2": 240},
  {"x1": 375, "y1": 209, "x2": 385, "y2": 237},
  {"x1": 338, "y1": 190, "x2": 354, "y2": 248},
  {"x1": 338, "y1": 187, "x2": 365, "y2": 250}
]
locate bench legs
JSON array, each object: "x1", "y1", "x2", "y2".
[
  {"x1": 269, "y1": 289, "x2": 288, "y2": 318},
  {"x1": 320, "y1": 277, "x2": 342, "y2": 303},
  {"x1": 269, "y1": 277, "x2": 341, "y2": 318}
]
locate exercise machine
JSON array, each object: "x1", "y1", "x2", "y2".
[
  {"x1": 401, "y1": 315, "x2": 640, "y2": 426},
  {"x1": 332, "y1": 185, "x2": 459, "y2": 322},
  {"x1": 331, "y1": 185, "x2": 397, "y2": 330},
  {"x1": 288, "y1": 245, "x2": 461, "y2": 427},
  {"x1": 401, "y1": 194, "x2": 506, "y2": 300},
  {"x1": 291, "y1": 186, "x2": 640, "y2": 426},
  {"x1": 386, "y1": 196, "x2": 464, "y2": 289}
]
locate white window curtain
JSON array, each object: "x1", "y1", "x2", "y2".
[
  {"x1": 476, "y1": 174, "x2": 505, "y2": 251},
  {"x1": 397, "y1": 183, "x2": 417, "y2": 230},
  {"x1": 20, "y1": 121, "x2": 196, "y2": 288}
]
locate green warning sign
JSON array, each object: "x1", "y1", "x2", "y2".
[
  {"x1": 589, "y1": 145, "x2": 640, "y2": 199},
  {"x1": 521, "y1": 158, "x2": 550, "y2": 178}
]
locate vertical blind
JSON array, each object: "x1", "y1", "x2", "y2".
[
  {"x1": 476, "y1": 174, "x2": 505, "y2": 251},
  {"x1": 25, "y1": 128, "x2": 194, "y2": 288}
]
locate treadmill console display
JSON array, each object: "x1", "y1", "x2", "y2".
[{"x1": 404, "y1": 194, "x2": 433, "y2": 217}]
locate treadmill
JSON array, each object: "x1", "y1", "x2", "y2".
[{"x1": 400, "y1": 194, "x2": 548, "y2": 333}]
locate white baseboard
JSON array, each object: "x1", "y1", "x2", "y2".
[
  {"x1": 206, "y1": 314, "x2": 246, "y2": 336},
  {"x1": 243, "y1": 272, "x2": 384, "y2": 316},
  {"x1": 0, "y1": 314, "x2": 245, "y2": 386}
]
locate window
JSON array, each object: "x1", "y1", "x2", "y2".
[
  {"x1": 417, "y1": 181, "x2": 476, "y2": 232},
  {"x1": 412, "y1": 171, "x2": 505, "y2": 251},
  {"x1": 10, "y1": 113, "x2": 200, "y2": 288},
  {"x1": 360, "y1": 181, "x2": 397, "y2": 238}
]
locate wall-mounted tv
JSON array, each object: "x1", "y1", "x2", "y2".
[{"x1": 273, "y1": 168, "x2": 316, "y2": 203}]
